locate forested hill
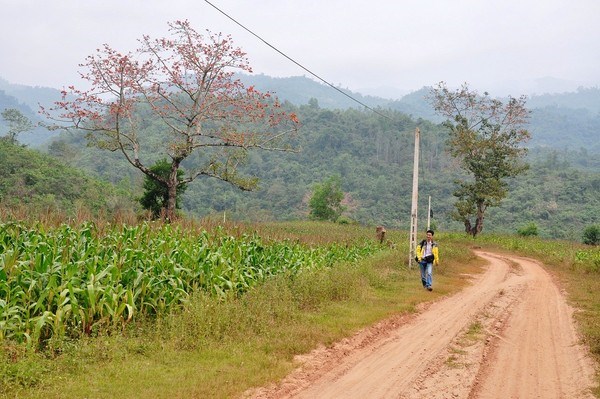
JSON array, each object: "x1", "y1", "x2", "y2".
[
  {"x1": 1, "y1": 75, "x2": 599, "y2": 240},
  {"x1": 2, "y1": 74, "x2": 600, "y2": 153},
  {"x1": 0, "y1": 139, "x2": 135, "y2": 216},
  {"x1": 43, "y1": 100, "x2": 600, "y2": 240},
  {"x1": 239, "y1": 75, "x2": 600, "y2": 154},
  {"x1": 0, "y1": 78, "x2": 62, "y2": 145},
  {"x1": 236, "y1": 74, "x2": 392, "y2": 110}
]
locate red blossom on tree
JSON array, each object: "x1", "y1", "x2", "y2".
[{"x1": 43, "y1": 20, "x2": 299, "y2": 221}]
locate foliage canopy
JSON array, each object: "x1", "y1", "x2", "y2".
[
  {"x1": 429, "y1": 82, "x2": 531, "y2": 237},
  {"x1": 582, "y1": 225, "x2": 600, "y2": 245},
  {"x1": 44, "y1": 20, "x2": 299, "y2": 221},
  {"x1": 309, "y1": 175, "x2": 345, "y2": 222},
  {"x1": 139, "y1": 159, "x2": 188, "y2": 219},
  {"x1": 1, "y1": 108, "x2": 33, "y2": 144}
]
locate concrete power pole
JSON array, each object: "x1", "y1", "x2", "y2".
[
  {"x1": 427, "y1": 195, "x2": 431, "y2": 230},
  {"x1": 408, "y1": 127, "x2": 420, "y2": 268}
]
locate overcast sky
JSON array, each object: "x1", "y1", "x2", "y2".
[{"x1": 2, "y1": 0, "x2": 599, "y2": 98}]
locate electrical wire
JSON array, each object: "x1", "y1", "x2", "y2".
[
  {"x1": 203, "y1": 1, "x2": 425, "y2": 240},
  {"x1": 203, "y1": 0, "x2": 393, "y2": 120}
]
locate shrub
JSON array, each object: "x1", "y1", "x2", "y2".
[
  {"x1": 139, "y1": 159, "x2": 187, "y2": 219},
  {"x1": 582, "y1": 225, "x2": 600, "y2": 245},
  {"x1": 517, "y1": 222, "x2": 539, "y2": 237},
  {"x1": 308, "y1": 175, "x2": 345, "y2": 222}
]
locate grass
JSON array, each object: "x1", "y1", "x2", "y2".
[{"x1": 1, "y1": 222, "x2": 599, "y2": 398}]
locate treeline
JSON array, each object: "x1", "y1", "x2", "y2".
[
  {"x1": 2, "y1": 75, "x2": 599, "y2": 239},
  {"x1": 37, "y1": 98, "x2": 599, "y2": 240},
  {"x1": 0, "y1": 139, "x2": 136, "y2": 219}
]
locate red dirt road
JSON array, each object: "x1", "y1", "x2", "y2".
[{"x1": 245, "y1": 251, "x2": 597, "y2": 399}]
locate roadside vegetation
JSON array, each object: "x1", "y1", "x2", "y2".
[{"x1": 1, "y1": 211, "x2": 598, "y2": 398}]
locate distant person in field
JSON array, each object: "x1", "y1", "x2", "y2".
[{"x1": 416, "y1": 229, "x2": 439, "y2": 291}]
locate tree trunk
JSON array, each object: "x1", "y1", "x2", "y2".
[
  {"x1": 473, "y1": 213, "x2": 484, "y2": 237},
  {"x1": 473, "y1": 202, "x2": 486, "y2": 237},
  {"x1": 165, "y1": 161, "x2": 181, "y2": 222},
  {"x1": 166, "y1": 182, "x2": 177, "y2": 222},
  {"x1": 464, "y1": 219, "x2": 473, "y2": 236},
  {"x1": 464, "y1": 215, "x2": 485, "y2": 237},
  {"x1": 465, "y1": 203, "x2": 486, "y2": 238}
]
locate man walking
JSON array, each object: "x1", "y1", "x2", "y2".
[{"x1": 416, "y1": 229, "x2": 439, "y2": 291}]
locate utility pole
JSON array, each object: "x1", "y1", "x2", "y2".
[
  {"x1": 427, "y1": 195, "x2": 431, "y2": 230},
  {"x1": 408, "y1": 127, "x2": 420, "y2": 268}
]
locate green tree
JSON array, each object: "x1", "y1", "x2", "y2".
[
  {"x1": 582, "y1": 225, "x2": 600, "y2": 245},
  {"x1": 45, "y1": 20, "x2": 298, "y2": 221},
  {"x1": 1, "y1": 108, "x2": 33, "y2": 144},
  {"x1": 429, "y1": 82, "x2": 530, "y2": 237},
  {"x1": 140, "y1": 159, "x2": 188, "y2": 219},
  {"x1": 309, "y1": 175, "x2": 345, "y2": 221},
  {"x1": 517, "y1": 222, "x2": 539, "y2": 237}
]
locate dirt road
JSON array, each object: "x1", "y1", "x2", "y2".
[{"x1": 246, "y1": 251, "x2": 597, "y2": 399}]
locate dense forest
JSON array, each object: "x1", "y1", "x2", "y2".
[
  {"x1": 0, "y1": 139, "x2": 133, "y2": 215},
  {"x1": 1, "y1": 76, "x2": 599, "y2": 240}
]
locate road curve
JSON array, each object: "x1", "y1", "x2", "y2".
[{"x1": 245, "y1": 251, "x2": 596, "y2": 399}]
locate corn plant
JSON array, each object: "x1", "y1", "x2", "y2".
[{"x1": 0, "y1": 221, "x2": 379, "y2": 346}]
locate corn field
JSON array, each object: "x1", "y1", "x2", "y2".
[{"x1": 0, "y1": 221, "x2": 379, "y2": 345}]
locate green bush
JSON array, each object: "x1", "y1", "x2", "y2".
[
  {"x1": 517, "y1": 222, "x2": 539, "y2": 237},
  {"x1": 308, "y1": 175, "x2": 345, "y2": 222},
  {"x1": 582, "y1": 225, "x2": 600, "y2": 245},
  {"x1": 139, "y1": 159, "x2": 187, "y2": 219}
]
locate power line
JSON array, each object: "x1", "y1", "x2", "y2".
[{"x1": 203, "y1": 0, "x2": 393, "y2": 120}]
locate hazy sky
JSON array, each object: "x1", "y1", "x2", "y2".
[{"x1": 2, "y1": 0, "x2": 599, "y2": 98}]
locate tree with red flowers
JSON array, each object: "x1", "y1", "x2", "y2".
[{"x1": 45, "y1": 20, "x2": 299, "y2": 221}]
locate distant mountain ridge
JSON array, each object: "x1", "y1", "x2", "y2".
[
  {"x1": 1, "y1": 75, "x2": 599, "y2": 151},
  {"x1": 0, "y1": 77, "x2": 63, "y2": 145},
  {"x1": 235, "y1": 73, "x2": 391, "y2": 110},
  {"x1": 234, "y1": 74, "x2": 600, "y2": 152},
  {"x1": 3, "y1": 74, "x2": 599, "y2": 114},
  {"x1": 527, "y1": 86, "x2": 600, "y2": 113},
  {"x1": 0, "y1": 77, "x2": 64, "y2": 111}
]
